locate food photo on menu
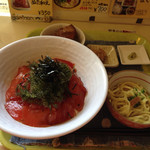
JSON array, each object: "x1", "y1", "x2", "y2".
[
  {"x1": 54, "y1": 0, "x2": 81, "y2": 8},
  {"x1": 112, "y1": 0, "x2": 137, "y2": 15},
  {"x1": 12, "y1": 0, "x2": 30, "y2": 9}
]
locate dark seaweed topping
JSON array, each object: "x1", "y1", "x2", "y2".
[{"x1": 16, "y1": 56, "x2": 72, "y2": 108}]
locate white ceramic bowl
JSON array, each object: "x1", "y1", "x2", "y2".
[
  {"x1": 107, "y1": 70, "x2": 150, "y2": 129},
  {"x1": 0, "y1": 36, "x2": 108, "y2": 139},
  {"x1": 40, "y1": 23, "x2": 85, "y2": 44}
]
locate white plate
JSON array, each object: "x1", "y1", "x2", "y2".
[
  {"x1": 87, "y1": 44, "x2": 119, "y2": 67},
  {"x1": 117, "y1": 45, "x2": 150, "y2": 65}
]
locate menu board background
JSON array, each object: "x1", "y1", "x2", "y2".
[{"x1": 5, "y1": 0, "x2": 150, "y2": 24}]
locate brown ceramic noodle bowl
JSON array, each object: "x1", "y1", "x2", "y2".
[{"x1": 106, "y1": 70, "x2": 150, "y2": 129}]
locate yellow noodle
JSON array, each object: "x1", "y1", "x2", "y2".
[{"x1": 108, "y1": 82, "x2": 150, "y2": 124}]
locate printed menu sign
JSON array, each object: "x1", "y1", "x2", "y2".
[
  {"x1": 0, "y1": 0, "x2": 9, "y2": 14},
  {"x1": 53, "y1": 0, "x2": 110, "y2": 14},
  {"x1": 109, "y1": 0, "x2": 150, "y2": 18},
  {"x1": 7, "y1": 0, "x2": 150, "y2": 22},
  {"x1": 8, "y1": 0, "x2": 53, "y2": 22}
]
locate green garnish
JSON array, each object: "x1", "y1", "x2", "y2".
[
  {"x1": 16, "y1": 56, "x2": 72, "y2": 108},
  {"x1": 141, "y1": 89, "x2": 145, "y2": 94},
  {"x1": 128, "y1": 96, "x2": 135, "y2": 101},
  {"x1": 128, "y1": 52, "x2": 137, "y2": 60},
  {"x1": 128, "y1": 88, "x2": 146, "y2": 102},
  {"x1": 133, "y1": 102, "x2": 141, "y2": 108}
]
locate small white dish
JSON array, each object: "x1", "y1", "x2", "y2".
[
  {"x1": 87, "y1": 44, "x2": 119, "y2": 67},
  {"x1": 117, "y1": 45, "x2": 150, "y2": 65}
]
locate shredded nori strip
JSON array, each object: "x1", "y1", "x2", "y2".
[{"x1": 16, "y1": 56, "x2": 72, "y2": 108}]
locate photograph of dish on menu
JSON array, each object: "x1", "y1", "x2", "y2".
[
  {"x1": 54, "y1": 0, "x2": 81, "y2": 9},
  {"x1": 12, "y1": 0, "x2": 30, "y2": 10},
  {"x1": 111, "y1": 0, "x2": 137, "y2": 15}
]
